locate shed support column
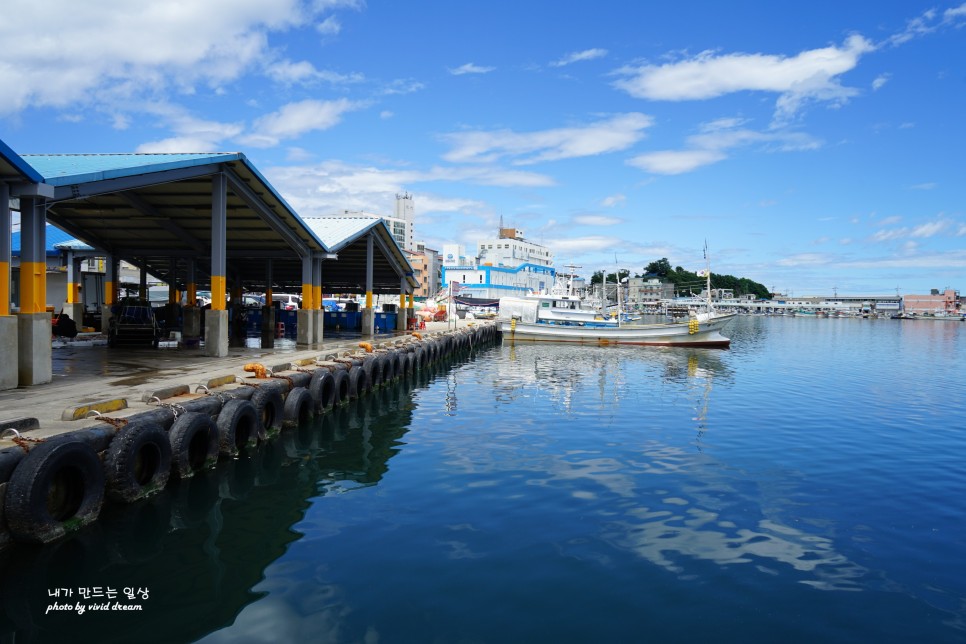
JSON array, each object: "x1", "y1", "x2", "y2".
[
  {"x1": 62, "y1": 251, "x2": 84, "y2": 324},
  {"x1": 297, "y1": 255, "x2": 314, "y2": 345},
  {"x1": 183, "y1": 260, "x2": 201, "y2": 346},
  {"x1": 397, "y1": 278, "x2": 408, "y2": 331},
  {"x1": 205, "y1": 173, "x2": 228, "y2": 357},
  {"x1": 138, "y1": 263, "x2": 147, "y2": 301},
  {"x1": 361, "y1": 235, "x2": 375, "y2": 337},
  {"x1": 312, "y1": 257, "x2": 324, "y2": 344},
  {"x1": 407, "y1": 291, "x2": 415, "y2": 330},
  {"x1": 17, "y1": 197, "x2": 51, "y2": 385},
  {"x1": 0, "y1": 183, "x2": 17, "y2": 390},
  {"x1": 261, "y1": 259, "x2": 275, "y2": 349},
  {"x1": 101, "y1": 255, "x2": 117, "y2": 333}
]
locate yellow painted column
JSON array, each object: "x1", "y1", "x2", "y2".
[
  {"x1": 301, "y1": 255, "x2": 314, "y2": 310},
  {"x1": 0, "y1": 182, "x2": 8, "y2": 316},
  {"x1": 18, "y1": 208, "x2": 46, "y2": 315},
  {"x1": 399, "y1": 292, "x2": 405, "y2": 310},
  {"x1": 0, "y1": 258, "x2": 8, "y2": 316},
  {"x1": 211, "y1": 275, "x2": 226, "y2": 310},
  {"x1": 313, "y1": 284, "x2": 322, "y2": 311},
  {"x1": 365, "y1": 291, "x2": 373, "y2": 309}
]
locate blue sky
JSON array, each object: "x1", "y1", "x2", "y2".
[{"x1": 2, "y1": 1, "x2": 964, "y2": 296}]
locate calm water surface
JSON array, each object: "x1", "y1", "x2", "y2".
[{"x1": 2, "y1": 316, "x2": 965, "y2": 643}]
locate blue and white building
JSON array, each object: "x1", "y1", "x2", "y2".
[{"x1": 441, "y1": 227, "x2": 555, "y2": 306}]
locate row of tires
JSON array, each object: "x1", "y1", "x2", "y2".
[{"x1": 0, "y1": 325, "x2": 500, "y2": 545}]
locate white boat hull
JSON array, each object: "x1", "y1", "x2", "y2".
[{"x1": 500, "y1": 313, "x2": 736, "y2": 347}]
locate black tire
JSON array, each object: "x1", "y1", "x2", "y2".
[
  {"x1": 309, "y1": 370, "x2": 336, "y2": 413},
  {"x1": 168, "y1": 412, "x2": 219, "y2": 478},
  {"x1": 401, "y1": 352, "x2": 414, "y2": 377},
  {"x1": 216, "y1": 399, "x2": 259, "y2": 456},
  {"x1": 5, "y1": 439, "x2": 106, "y2": 543},
  {"x1": 283, "y1": 387, "x2": 314, "y2": 427},
  {"x1": 331, "y1": 369, "x2": 350, "y2": 406},
  {"x1": 251, "y1": 387, "x2": 284, "y2": 439},
  {"x1": 104, "y1": 422, "x2": 172, "y2": 504},
  {"x1": 347, "y1": 365, "x2": 367, "y2": 399},
  {"x1": 382, "y1": 352, "x2": 397, "y2": 382},
  {"x1": 365, "y1": 356, "x2": 383, "y2": 389}
]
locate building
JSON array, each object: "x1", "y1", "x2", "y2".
[
  {"x1": 902, "y1": 289, "x2": 961, "y2": 315},
  {"x1": 315, "y1": 192, "x2": 416, "y2": 252},
  {"x1": 406, "y1": 241, "x2": 441, "y2": 299},
  {"x1": 441, "y1": 227, "x2": 555, "y2": 306},
  {"x1": 625, "y1": 275, "x2": 675, "y2": 309}
]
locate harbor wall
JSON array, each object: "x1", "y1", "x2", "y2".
[{"x1": 0, "y1": 323, "x2": 500, "y2": 547}]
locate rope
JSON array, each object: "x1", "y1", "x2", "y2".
[{"x1": 149, "y1": 397, "x2": 187, "y2": 419}]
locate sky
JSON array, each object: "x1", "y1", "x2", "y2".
[{"x1": 1, "y1": 0, "x2": 965, "y2": 297}]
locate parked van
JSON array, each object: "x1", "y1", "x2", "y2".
[{"x1": 271, "y1": 293, "x2": 301, "y2": 311}]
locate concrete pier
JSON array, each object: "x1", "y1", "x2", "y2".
[{"x1": 17, "y1": 313, "x2": 52, "y2": 385}]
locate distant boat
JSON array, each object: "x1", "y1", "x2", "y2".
[{"x1": 498, "y1": 245, "x2": 736, "y2": 348}]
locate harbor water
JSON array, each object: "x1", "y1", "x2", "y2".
[{"x1": 2, "y1": 316, "x2": 965, "y2": 642}]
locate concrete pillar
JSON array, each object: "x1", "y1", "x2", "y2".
[
  {"x1": 0, "y1": 183, "x2": 16, "y2": 390},
  {"x1": 297, "y1": 255, "x2": 314, "y2": 345},
  {"x1": 0, "y1": 316, "x2": 16, "y2": 390},
  {"x1": 204, "y1": 309, "x2": 228, "y2": 357},
  {"x1": 63, "y1": 253, "x2": 84, "y2": 324},
  {"x1": 362, "y1": 234, "x2": 375, "y2": 337},
  {"x1": 102, "y1": 255, "x2": 117, "y2": 334},
  {"x1": 207, "y1": 173, "x2": 228, "y2": 357},
  {"x1": 260, "y1": 305, "x2": 275, "y2": 349},
  {"x1": 261, "y1": 259, "x2": 274, "y2": 349},
  {"x1": 312, "y1": 257, "x2": 324, "y2": 345},
  {"x1": 397, "y1": 279, "x2": 408, "y2": 331},
  {"x1": 183, "y1": 307, "x2": 201, "y2": 343},
  {"x1": 17, "y1": 197, "x2": 51, "y2": 385}
]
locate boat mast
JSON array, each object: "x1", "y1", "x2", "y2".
[{"x1": 704, "y1": 240, "x2": 713, "y2": 312}]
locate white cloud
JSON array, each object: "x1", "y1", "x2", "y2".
[
  {"x1": 442, "y1": 113, "x2": 654, "y2": 165},
  {"x1": 135, "y1": 105, "x2": 244, "y2": 152},
  {"x1": 240, "y1": 98, "x2": 365, "y2": 147},
  {"x1": 628, "y1": 149, "x2": 726, "y2": 175},
  {"x1": 0, "y1": 0, "x2": 322, "y2": 115},
  {"x1": 546, "y1": 235, "x2": 624, "y2": 253},
  {"x1": 601, "y1": 194, "x2": 626, "y2": 208},
  {"x1": 264, "y1": 59, "x2": 364, "y2": 85},
  {"x1": 265, "y1": 160, "x2": 554, "y2": 218},
  {"x1": 909, "y1": 182, "x2": 937, "y2": 190},
  {"x1": 871, "y1": 218, "x2": 952, "y2": 242},
  {"x1": 872, "y1": 74, "x2": 890, "y2": 90},
  {"x1": 613, "y1": 35, "x2": 874, "y2": 123},
  {"x1": 379, "y1": 110, "x2": 394, "y2": 119},
  {"x1": 573, "y1": 215, "x2": 622, "y2": 226},
  {"x1": 316, "y1": 15, "x2": 341, "y2": 35},
  {"x1": 449, "y1": 63, "x2": 495, "y2": 76},
  {"x1": 551, "y1": 48, "x2": 608, "y2": 67},
  {"x1": 627, "y1": 117, "x2": 820, "y2": 175},
  {"x1": 381, "y1": 79, "x2": 425, "y2": 95}
]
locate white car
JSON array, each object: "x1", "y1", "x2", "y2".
[{"x1": 272, "y1": 293, "x2": 301, "y2": 311}]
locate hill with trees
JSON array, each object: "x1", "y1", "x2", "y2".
[{"x1": 589, "y1": 259, "x2": 769, "y2": 300}]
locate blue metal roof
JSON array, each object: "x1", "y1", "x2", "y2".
[
  {"x1": 21, "y1": 152, "x2": 242, "y2": 187},
  {"x1": 10, "y1": 224, "x2": 87, "y2": 256},
  {"x1": 0, "y1": 139, "x2": 45, "y2": 183},
  {"x1": 302, "y1": 216, "x2": 389, "y2": 250}
]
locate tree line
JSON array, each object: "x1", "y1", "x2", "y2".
[{"x1": 589, "y1": 258, "x2": 771, "y2": 300}]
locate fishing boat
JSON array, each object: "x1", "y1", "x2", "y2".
[{"x1": 498, "y1": 250, "x2": 736, "y2": 347}]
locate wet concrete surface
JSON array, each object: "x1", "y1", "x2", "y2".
[{"x1": 0, "y1": 320, "x2": 475, "y2": 440}]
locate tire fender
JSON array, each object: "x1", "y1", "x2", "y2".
[
  {"x1": 216, "y1": 399, "x2": 259, "y2": 456},
  {"x1": 168, "y1": 412, "x2": 219, "y2": 478},
  {"x1": 251, "y1": 387, "x2": 284, "y2": 439},
  {"x1": 4, "y1": 439, "x2": 106, "y2": 543},
  {"x1": 309, "y1": 370, "x2": 336, "y2": 413},
  {"x1": 283, "y1": 387, "x2": 314, "y2": 427},
  {"x1": 104, "y1": 422, "x2": 172, "y2": 503}
]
